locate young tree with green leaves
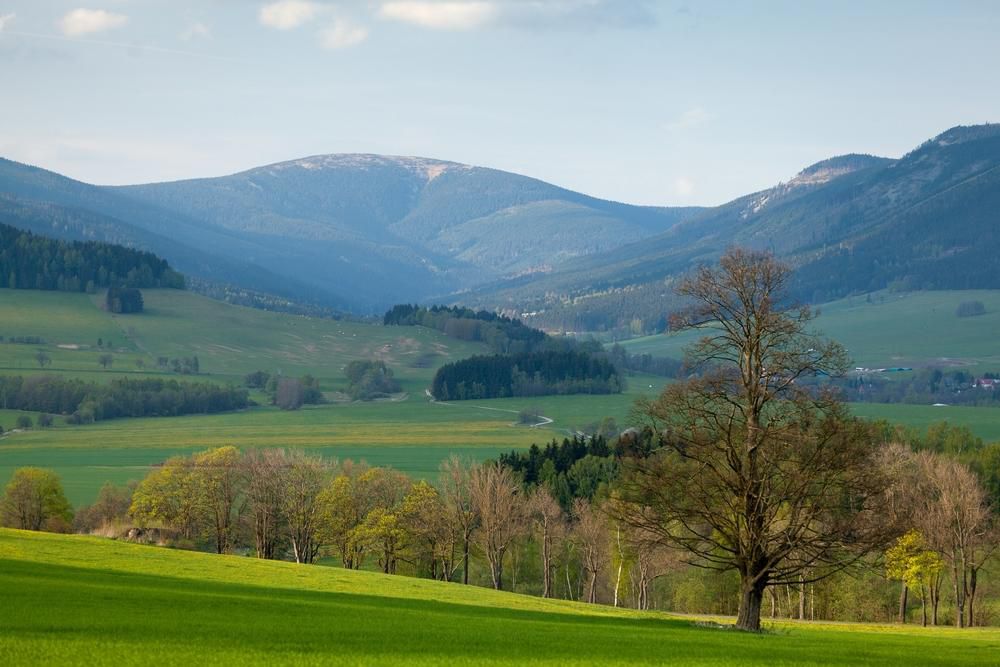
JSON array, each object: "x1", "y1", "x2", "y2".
[
  {"x1": 886, "y1": 530, "x2": 944, "y2": 626},
  {"x1": 1, "y1": 467, "x2": 72, "y2": 531}
]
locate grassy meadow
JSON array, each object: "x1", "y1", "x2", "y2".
[
  {"x1": 2, "y1": 287, "x2": 1000, "y2": 507},
  {"x1": 620, "y1": 289, "x2": 1000, "y2": 373},
  {"x1": 2, "y1": 528, "x2": 998, "y2": 666}
]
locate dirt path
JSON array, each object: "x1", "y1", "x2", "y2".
[{"x1": 424, "y1": 389, "x2": 556, "y2": 429}]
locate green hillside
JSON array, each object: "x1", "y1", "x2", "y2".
[
  {"x1": 0, "y1": 288, "x2": 483, "y2": 389},
  {"x1": 619, "y1": 290, "x2": 1000, "y2": 373},
  {"x1": 4, "y1": 287, "x2": 1000, "y2": 507},
  {"x1": 1, "y1": 529, "x2": 996, "y2": 666}
]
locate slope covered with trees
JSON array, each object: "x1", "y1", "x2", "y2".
[
  {"x1": 0, "y1": 222, "x2": 184, "y2": 293},
  {"x1": 466, "y1": 125, "x2": 1000, "y2": 333}
]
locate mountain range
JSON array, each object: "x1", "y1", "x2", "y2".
[
  {"x1": 0, "y1": 154, "x2": 698, "y2": 313},
  {"x1": 1, "y1": 124, "x2": 998, "y2": 328}
]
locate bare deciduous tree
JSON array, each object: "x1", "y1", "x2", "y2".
[
  {"x1": 916, "y1": 454, "x2": 997, "y2": 627},
  {"x1": 280, "y1": 450, "x2": 329, "y2": 563},
  {"x1": 527, "y1": 486, "x2": 565, "y2": 598},
  {"x1": 440, "y1": 456, "x2": 479, "y2": 584},
  {"x1": 614, "y1": 248, "x2": 889, "y2": 631},
  {"x1": 574, "y1": 498, "x2": 609, "y2": 604},
  {"x1": 470, "y1": 461, "x2": 523, "y2": 590},
  {"x1": 242, "y1": 448, "x2": 287, "y2": 559}
]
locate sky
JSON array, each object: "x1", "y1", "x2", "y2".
[{"x1": 0, "y1": 1, "x2": 998, "y2": 206}]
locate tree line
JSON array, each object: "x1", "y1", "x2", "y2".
[
  {"x1": 837, "y1": 368, "x2": 1000, "y2": 407},
  {"x1": 384, "y1": 304, "x2": 547, "y2": 355},
  {"x1": 5, "y1": 435, "x2": 996, "y2": 626},
  {"x1": 0, "y1": 222, "x2": 185, "y2": 293},
  {"x1": 0, "y1": 375, "x2": 248, "y2": 424},
  {"x1": 431, "y1": 350, "x2": 623, "y2": 401}
]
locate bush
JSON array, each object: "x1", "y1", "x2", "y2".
[
  {"x1": 345, "y1": 360, "x2": 401, "y2": 400},
  {"x1": 37, "y1": 414, "x2": 53, "y2": 428},
  {"x1": 956, "y1": 300, "x2": 986, "y2": 317},
  {"x1": 14, "y1": 415, "x2": 32, "y2": 429}
]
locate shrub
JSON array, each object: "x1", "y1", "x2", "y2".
[{"x1": 956, "y1": 300, "x2": 986, "y2": 317}]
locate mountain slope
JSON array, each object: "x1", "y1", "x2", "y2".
[
  {"x1": 0, "y1": 159, "x2": 345, "y2": 308},
  {"x1": 115, "y1": 154, "x2": 700, "y2": 305},
  {"x1": 467, "y1": 125, "x2": 1000, "y2": 331},
  {"x1": 0, "y1": 155, "x2": 701, "y2": 312}
]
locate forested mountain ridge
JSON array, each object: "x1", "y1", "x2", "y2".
[
  {"x1": 0, "y1": 160, "x2": 344, "y2": 309},
  {"x1": 115, "y1": 154, "x2": 700, "y2": 299},
  {"x1": 465, "y1": 124, "x2": 1000, "y2": 332},
  {"x1": 0, "y1": 155, "x2": 700, "y2": 312},
  {"x1": 3, "y1": 124, "x2": 1000, "y2": 324}
]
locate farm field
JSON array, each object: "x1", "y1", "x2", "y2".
[
  {"x1": 850, "y1": 403, "x2": 1000, "y2": 442},
  {"x1": 3, "y1": 286, "x2": 1000, "y2": 507},
  {"x1": 0, "y1": 288, "x2": 485, "y2": 392},
  {"x1": 2, "y1": 528, "x2": 997, "y2": 666},
  {"x1": 619, "y1": 290, "x2": 1000, "y2": 373}
]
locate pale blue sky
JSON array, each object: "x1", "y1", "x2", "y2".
[{"x1": 1, "y1": 1, "x2": 998, "y2": 205}]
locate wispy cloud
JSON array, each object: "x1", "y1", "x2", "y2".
[
  {"x1": 377, "y1": 1, "x2": 655, "y2": 31},
  {"x1": 379, "y1": 2, "x2": 498, "y2": 30},
  {"x1": 0, "y1": 12, "x2": 15, "y2": 32},
  {"x1": 672, "y1": 176, "x2": 695, "y2": 197},
  {"x1": 320, "y1": 18, "x2": 368, "y2": 49},
  {"x1": 665, "y1": 107, "x2": 711, "y2": 132},
  {"x1": 259, "y1": 1, "x2": 321, "y2": 30},
  {"x1": 180, "y1": 22, "x2": 211, "y2": 41},
  {"x1": 59, "y1": 8, "x2": 128, "y2": 37}
]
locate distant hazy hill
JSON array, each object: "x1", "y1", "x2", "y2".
[
  {"x1": 0, "y1": 155, "x2": 699, "y2": 312},
  {"x1": 468, "y1": 125, "x2": 1000, "y2": 331},
  {"x1": 4, "y1": 124, "x2": 999, "y2": 323}
]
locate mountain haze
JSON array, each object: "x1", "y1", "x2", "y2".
[
  {"x1": 466, "y1": 124, "x2": 1000, "y2": 332},
  {"x1": 0, "y1": 155, "x2": 700, "y2": 312}
]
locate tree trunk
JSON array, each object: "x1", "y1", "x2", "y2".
[
  {"x1": 541, "y1": 534, "x2": 552, "y2": 598},
  {"x1": 898, "y1": 584, "x2": 908, "y2": 624},
  {"x1": 462, "y1": 536, "x2": 470, "y2": 585},
  {"x1": 798, "y1": 574, "x2": 806, "y2": 620},
  {"x1": 614, "y1": 561, "x2": 623, "y2": 608},
  {"x1": 588, "y1": 571, "x2": 598, "y2": 604},
  {"x1": 967, "y1": 567, "x2": 977, "y2": 628},
  {"x1": 953, "y1": 577, "x2": 965, "y2": 628},
  {"x1": 489, "y1": 555, "x2": 503, "y2": 590},
  {"x1": 920, "y1": 585, "x2": 927, "y2": 627},
  {"x1": 736, "y1": 576, "x2": 767, "y2": 632}
]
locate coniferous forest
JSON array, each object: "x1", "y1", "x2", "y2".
[
  {"x1": 0, "y1": 222, "x2": 184, "y2": 293},
  {"x1": 431, "y1": 350, "x2": 623, "y2": 400}
]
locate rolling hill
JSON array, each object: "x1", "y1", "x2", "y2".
[
  {"x1": 0, "y1": 155, "x2": 700, "y2": 313},
  {"x1": 466, "y1": 124, "x2": 1000, "y2": 332},
  {"x1": 1, "y1": 528, "x2": 997, "y2": 665}
]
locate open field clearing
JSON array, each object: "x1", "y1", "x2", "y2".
[
  {"x1": 0, "y1": 288, "x2": 485, "y2": 390},
  {"x1": 1, "y1": 529, "x2": 997, "y2": 666},
  {"x1": 620, "y1": 290, "x2": 1000, "y2": 373}
]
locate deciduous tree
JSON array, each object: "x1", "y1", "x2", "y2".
[
  {"x1": 614, "y1": 249, "x2": 889, "y2": 631},
  {"x1": 1, "y1": 467, "x2": 72, "y2": 531}
]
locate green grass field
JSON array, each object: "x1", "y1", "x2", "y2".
[
  {"x1": 0, "y1": 288, "x2": 484, "y2": 391},
  {"x1": 2, "y1": 287, "x2": 999, "y2": 507},
  {"x1": 1, "y1": 529, "x2": 997, "y2": 666},
  {"x1": 620, "y1": 290, "x2": 1000, "y2": 373}
]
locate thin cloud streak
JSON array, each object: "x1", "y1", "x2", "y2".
[{"x1": 6, "y1": 30, "x2": 251, "y2": 64}]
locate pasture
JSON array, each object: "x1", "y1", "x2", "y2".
[
  {"x1": 1, "y1": 528, "x2": 997, "y2": 666},
  {"x1": 619, "y1": 290, "x2": 1000, "y2": 373},
  {"x1": 3, "y1": 287, "x2": 999, "y2": 507}
]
